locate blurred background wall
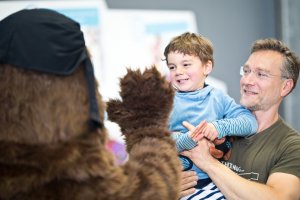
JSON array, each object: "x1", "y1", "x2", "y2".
[
  {"x1": 0, "y1": 0, "x2": 299, "y2": 131},
  {"x1": 106, "y1": 0, "x2": 278, "y2": 101},
  {"x1": 106, "y1": 0, "x2": 300, "y2": 131}
]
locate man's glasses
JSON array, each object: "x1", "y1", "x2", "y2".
[{"x1": 240, "y1": 66, "x2": 288, "y2": 80}]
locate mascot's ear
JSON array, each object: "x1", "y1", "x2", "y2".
[{"x1": 0, "y1": 8, "x2": 102, "y2": 130}]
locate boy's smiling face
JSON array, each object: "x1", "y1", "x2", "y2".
[{"x1": 167, "y1": 51, "x2": 212, "y2": 92}]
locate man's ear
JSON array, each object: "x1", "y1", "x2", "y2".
[
  {"x1": 281, "y1": 79, "x2": 294, "y2": 97},
  {"x1": 204, "y1": 60, "x2": 213, "y2": 76}
]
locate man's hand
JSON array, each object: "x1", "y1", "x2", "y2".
[
  {"x1": 184, "y1": 120, "x2": 232, "y2": 160},
  {"x1": 182, "y1": 121, "x2": 217, "y2": 171},
  {"x1": 179, "y1": 170, "x2": 198, "y2": 198}
]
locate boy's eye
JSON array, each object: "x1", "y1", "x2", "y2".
[
  {"x1": 183, "y1": 63, "x2": 191, "y2": 67},
  {"x1": 168, "y1": 65, "x2": 175, "y2": 70}
]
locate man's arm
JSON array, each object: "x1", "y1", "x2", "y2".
[{"x1": 182, "y1": 139, "x2": 300, "y2": 200}]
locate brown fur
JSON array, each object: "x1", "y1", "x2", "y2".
[{"x1": 0, "y1": 64, "x2": 180, "y2": 200}]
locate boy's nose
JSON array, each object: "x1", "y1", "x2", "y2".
[{"x1": 175, "y1": 66, "x2": 184, "y2": 74}]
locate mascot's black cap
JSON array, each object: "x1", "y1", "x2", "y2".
[{"x1": 0, "y1": 8, "x2": 102, "y2": 129}]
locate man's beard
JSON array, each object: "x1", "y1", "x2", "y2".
[
  {"x1": 247, "y1": 104, "x2": 262, "y2": 111},
  {"x1": 240, "y1": 98, "x2": 263, "y2": 111}
]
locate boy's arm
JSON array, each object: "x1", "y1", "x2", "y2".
[
  {"x1": 212, "y1": 113, "x2": 258, "y2": 138},
  {"x1": 212, "y1": 91, "x2": 258, "y2": 138},
  {"x1": 171, "y1": 132, "x2": 198, "y2": 152}
]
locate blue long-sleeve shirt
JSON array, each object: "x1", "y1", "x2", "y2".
[{"x1": 169, "y1": 85, "x2": 258, "y2": 179}]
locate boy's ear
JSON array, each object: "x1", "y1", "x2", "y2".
[{"x1": 204, "y1": 60, "x2": 213, "y2": 76}]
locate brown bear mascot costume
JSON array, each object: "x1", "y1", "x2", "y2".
[{"x1": 0, "y1": 9, "x2": 181, "y2": 200}]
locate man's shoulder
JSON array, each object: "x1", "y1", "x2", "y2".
[
  {"x1": 267, "y1": 120, "x2": 300, "y2": 154},
  {"x1": 277, "y1": 118, "x2": 300, "y2": 139}
]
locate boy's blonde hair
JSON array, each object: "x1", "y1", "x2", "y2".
[{"x1": 164, "y1": 32, "x2": 214, "y2": 66}]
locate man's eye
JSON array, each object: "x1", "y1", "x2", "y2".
[
  {"x1": 244, "y1": 69, "x2": 251, "y2": 74},
  {"x1": 257, "y1": 71, "x2": 268, "y2": 77}
]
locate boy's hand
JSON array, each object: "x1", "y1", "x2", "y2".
[
  {"x1": 185, "y1": 121, "x2": 206, "y2": 141},
  {"x1": 201, "y1": 123, "x2": 219, "y2": 141},
  {"x1": 187, "y1": 121, "x2": 218, "y2": 142}
]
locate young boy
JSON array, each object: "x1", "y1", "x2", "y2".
[{"x1": 164, "y1": 32, "x2": 258, "y2": 199}]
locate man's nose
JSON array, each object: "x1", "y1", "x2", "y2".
[{"x1": 242, "y1": 71, "x2": 257, "y2": 83}]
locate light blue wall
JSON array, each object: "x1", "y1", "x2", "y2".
[{"x1": 106, "y1": 0, "x2": 277, "y2": 102}]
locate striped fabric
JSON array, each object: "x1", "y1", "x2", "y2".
[{"x1": 181, "y1": 182, "x2": 226, "y2": 200}]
